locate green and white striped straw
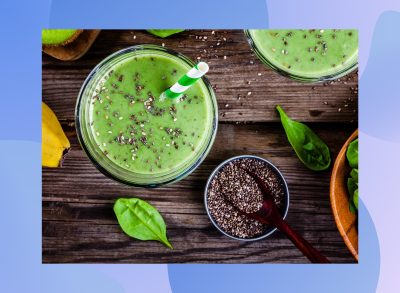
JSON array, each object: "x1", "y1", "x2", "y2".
[{"x1": 160, "y1": 62, "x2": 209, "y2": 102}]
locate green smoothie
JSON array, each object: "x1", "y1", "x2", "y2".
[
  {"x1": 88, "y1": 51, "x2": 213, "y2": 175},
  {"x1": 247, "y1": 29, "x2": 358, "y2": 80}
]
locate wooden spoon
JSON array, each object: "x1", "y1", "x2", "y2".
[{"x1": 239, "y1": 168, "x2": 330, "y2": 263}]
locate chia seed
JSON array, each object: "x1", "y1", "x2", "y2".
[{"x1": 207, "y1": 158, "x2": 285, "y2": 239}]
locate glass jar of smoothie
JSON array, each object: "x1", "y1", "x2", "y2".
[
  {"x1": 245, "y1": 29, "x2": 358, "y2": 82},
  {"x1": 76, "y1": 45, "x2": 218, "y2": 187}
]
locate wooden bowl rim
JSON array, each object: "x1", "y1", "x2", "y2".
[{"x1": 330, "y1": 129, "x2": 358, "y2": 260}]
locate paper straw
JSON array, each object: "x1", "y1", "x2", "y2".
[{"x1": 160, "y1": 62, "x2": 209, "y2": 101}]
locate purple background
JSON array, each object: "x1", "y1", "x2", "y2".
[{"x1": 1, "y1": 0, "x2": 399, "y2": 292}]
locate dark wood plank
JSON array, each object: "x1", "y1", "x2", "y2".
[
  {"x1": 42, "y1": 122, "x2": 356, "y2": 263},
  {"x1": 42, "y1": 30, "x2": 358, "y2": 123}
]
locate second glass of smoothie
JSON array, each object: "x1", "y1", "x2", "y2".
[
  {"x1": 76, "y1": 45, "x2": 218, "y2": 187},
  {"x1": 245, "y1": 29, "x2": 358, "y2": 82}
]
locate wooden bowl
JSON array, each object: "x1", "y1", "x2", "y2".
[
  {"x1": 43, "y1": 30, "x2": 101, "y2": 61},
  {"x1": 330, "y1": 129, "x2": 358, "y2": 261}
]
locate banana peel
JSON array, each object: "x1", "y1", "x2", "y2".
[{"x1": 42, "y1": 102, "x2": 70, "y2": 167}]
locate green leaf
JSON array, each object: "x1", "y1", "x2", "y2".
[
  {"x1": 347, "y1": 169, "x2": 359, "y2": 212},
  {"x1": 114, "y1": 198, "x2": 173, "y2": 249},
  {"x1": 276, "y1": 105, "x2": 331, "y2": 171},
  {"x1": 350, "y1": 168, "x2": 358, "y2": 181},
  {"x1": 346, "y1": 138, "x2": 358, "y2": 212},
  {"x1": 147, "y1": 29, "x2": 184, "y2": 38},
  {"x1": 346, "y1": 138, "x2": 358, "y2": 168},
  {"x1": 353, "y1": 189, "x2": 358, "y2": 209},
  {"x1": 349, "y1": 200, "x2": 356, "y2": 213},
  {"x1": 347, "y1": 177, "x2": 358, "y2": 196}
]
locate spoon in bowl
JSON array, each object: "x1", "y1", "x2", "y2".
[{"x1": 233, "y1": 167, "x2": 330, "y2": 263}]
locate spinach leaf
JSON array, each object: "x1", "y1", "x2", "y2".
[
  {"x1": 114, "y1": 198, "x2": 173, "y2": 249},
  {"x1": 353, "y1": 189, "x2": 358, "y2": 209},
  {"x1": 350, "y1": 168, "x2": 358, "y2": 181},
  {"x1": 346, "y1": 138, "x2": 358, "y2": 168},
  {"x1": 346, "y1": 138, "x2": 359, "y2": 212},
  {"x1": 276, "y1": 105, "x2": 331, "y2": 171},
  {"x1": 349, "y1": 200, "x2": 357, "y2": 213},
  {"x1": 347, "y1": 176, "x2": 358, "y2": 196},
  {"x1": 147, "y1": 29, "x2": 184, "y2": 38}
]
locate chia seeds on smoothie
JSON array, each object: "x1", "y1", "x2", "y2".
[
  {"x1": 247, "y1": 29, "x2": 358, "y2": 80},
  {"x1": 88, "y1": 52, "x2": 213, "y2": 175}
]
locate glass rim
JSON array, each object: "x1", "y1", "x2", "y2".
[
  {"x1": 244, "y1": 29, "x2": 358, "y2": 83},
  {"x1": 75, "y1": 44, "x2": 218, "y2": 187}
]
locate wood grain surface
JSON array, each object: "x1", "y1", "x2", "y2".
[{"x1": 42, "y1": 30, "x2": 358, "y2": 263}]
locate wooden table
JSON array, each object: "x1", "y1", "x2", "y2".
[{"x1": 42, "y1": 30, "x2": 358, "y2": 263}]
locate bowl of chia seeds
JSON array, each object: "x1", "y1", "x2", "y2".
[{"x1": 204, "y1": 155, "x2": 290, "y2": 241}]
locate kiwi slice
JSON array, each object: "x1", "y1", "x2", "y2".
[
  {"x1": 42, "y1": 29, "x2": 82, "y2": 46},
  {"x1": 147, "y1": 29, "x2": 184, "y2": 38}
]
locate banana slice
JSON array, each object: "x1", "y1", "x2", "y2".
[{"x1": 42, "y1": 102, "x2": 70, "y2": 167}]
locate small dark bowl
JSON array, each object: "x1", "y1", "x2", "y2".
[{"x1": 204, "y1": 155, "x2": 290, "y2": 241}]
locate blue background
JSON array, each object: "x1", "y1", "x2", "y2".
[{"x1": 1, "y1": 0, "x2": 399, "y2": 292}]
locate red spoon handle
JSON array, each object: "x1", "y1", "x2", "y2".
[{"x1": 274, "y1": 217, "x2": 330, "y2": 263}]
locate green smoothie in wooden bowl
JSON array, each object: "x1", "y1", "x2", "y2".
[
  {"x1": 76, "y1": 45, "x2": 218, "y2": 187},
  {"x1": 245, "y1": 29, "x2": 358, "y2": 82}
]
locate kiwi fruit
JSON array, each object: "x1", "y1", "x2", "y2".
[{"x1": 42, "y1": 29, "x2": 83, "y2": 46}]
